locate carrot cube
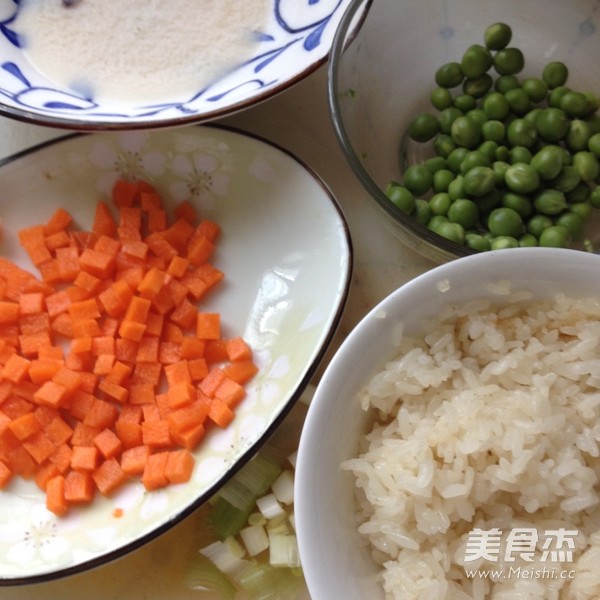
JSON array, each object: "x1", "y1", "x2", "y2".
[
  {"x1": 92, "y1": 457, "x2": 127, "y2": 496},
  {"x1": 196, "y1": 313, "x2": 220, "y2": 340},
  {"x1": 46, "y1": 475, "x2": 68, "y2": 516},
  {"x1": 165, "y1": 449, "x2": 195, "y2": 484}
]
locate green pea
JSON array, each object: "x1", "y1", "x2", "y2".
[
  {"x1": 448, "y1": 174, "x2": 466, "y2": 201},
  {"x1": 487, "y1": 206, "x2": 524, "y2": 237},
  {"x1": 566, "y1": 119, "x2": 592, "y2": 152},
  {"x1": 466, "y1": 232, "x2": 492, "y2": 252},
  {"x1": 556, "y1": 211, "x2": 584, "y2": 239},
  {"x1": 482, "y1": 120, "x2": 506, "y2": 143},
  {"x1": 484, "y1": 22, "x2": 512, "y2": 51},
  {"x1": 429, "y1": 192, "x2": 452, "y2": 215},
  {"x1": 586, "y1": 114, "x2": 600, "y2": 135},
  {"x1": 534, "y1": 189, "x2": 568, "y2": 215},
  {"x1": 403, "y1": 164, "x2": 433, "y2": 195},
  {"x1": 519, "y1": 233, "x2": 538, "y2": 247},
  {"x1": 492, "y1": 160, "x2": 510, "y2": 185},
  {"x1": 435, "y1": 62, "x2": 464, "y2": 88},
  {"x1": 493, "y1": 47, "x2": 525, "y2": 75},
  {"x1": 530, "y1": 145, "x2": 564, "y2": 180},
  {"x1": 385, "y1": 183, "x2": 416, "y2": 215},
  {"x1": 566, "y1": 182, "x2": 592, "y2": 204},
  {"x1": 539, "y1": 224, "x2": 571, "y2": 247},
  {"x1": 589, "y1": 185, "x2": 600, "y2": 208},
  {"x1": 491, "y1": 235, "x2": 519, "y2": 250},
  {"x1": 535, "y1": 108, "x2": 569, "y2": 142},
  {"x1": 432, "y1": 168, "x2": 455, "y2": 192},
  {"x1": 466, "y1": 108, "x2": 488, "y2": 128},
  {"x1": 478, "y1": 140, "x2": 499, "y2": 161},
  {"x1": 584, "y1": 92, "x2": 600, "y2": 113},
  {"x1": 494, "y1": 74, "x2": 520, "y2": 93},
  {"x1": 451, "y1": 115, "x2": 481, "y2": 148},
  {"x1": 463, "y1": 74, "x2": 493, "y2": 98},
  {"x1": 433, "y1": 133, "x2": 456, "y2": 158},
  {"x1": 408, "y1": 112, "x2": 441, "y2": 142},
  {"x1": 569, "y1": 201, "x2": 592, "y2": 219},
  {"x1": 413, "y1": 198, "x2": 432, "y2": 225},
  {"x1": 505, "y1": 162, "x2": 540, "y2": 193},
  {"x1": 427, "y1": 215, "x2": 449, "y2": 231},
  {"x1": 551, "y1": 166, "x2": 581, "y2": 193},
  {"x1": 460, "y1": 151, "x2": 491, "y2": 174},
  {"x1": 523, "y1": 108, "x2": 542, "y2": 125},
  {"x1": 588, "y1": 132, "x2": 600, "y2": 157},
  {"x1": 424, "y1": 156, "x2": 449, "y2": 173},
  {"x1": 435, "y1": 221, "x2": 466, "y2": 244},
  {"x1": 572, "y1": 151, "x2": 600, "y2": 181},
  {"x1": 463, "y1": 165, "x2": 496, "y2": 197},
  {"x1": 430, "y1": 87, "x2": 453, "y2": 110},
  {"x1": 521, "y1": 77, "x2": 548, "y2": 103},
  {"x1": 542, "y1": 61, "x2": 569, "y2": 89},
  {"x1": 504, "y1": 88, "x2": 532, "y2": 115},
  {"x1": 527, "y1": 214, "x2": 553, "y2": 238},
  {"x1": 548, "y1": 85, "x2": 571, "y2": 109},
  {"x1": 501, "y1": 192, "x2": 533, "y2": 218},
  {"x1": 447, "y1": 147, "x2": 470, "y2": 172},
  {"x1": 507, "y1": 118, "x2": 537, "y2": 148},
  {"x1": 483, "y1": 92, "x2": 510, "y2": 120},
  {"x1": 560, "y1": 90, "x2": 593, "y2": 118},
  {"x1": 448, "y1": 198, "x2": 480, "y2": 228},
  {"x1": 439, "y1": 107, "x2": 463, "y2": 134},
  {"x1": 461, "y1": 44, "x2": 493, "y2": 79},
  {"x1": 495, "y1": 145, "x2": 511, "y2": 162},
  {"x1": 509, "y1": 146, "x2": 532, "y2": 165},
  {"x1": 453, "y1": 94, "x2": 477, "y2": 113}
]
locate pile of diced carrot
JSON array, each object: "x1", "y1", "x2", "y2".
[{"x1": 0, "y1": 179, "x2": 258, "y2": 516}]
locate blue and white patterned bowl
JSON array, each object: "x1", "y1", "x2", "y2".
[{"x1": 0, "y1": 0, "x2": 362, "y2": 130}]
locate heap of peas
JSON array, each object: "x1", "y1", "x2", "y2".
[{"x1": 386, "y1": 22, "x2": 600, "y2": 252}]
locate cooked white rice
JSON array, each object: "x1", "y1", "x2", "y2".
[{"x1": 344, "y1": 292, "x2": 600, "y2": 600}]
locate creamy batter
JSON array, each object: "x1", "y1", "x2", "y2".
[{"x1": 16, "y1": 0, "x2": 270, "y2": 104}]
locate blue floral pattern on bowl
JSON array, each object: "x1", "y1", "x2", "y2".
[{"x1": 0, "y1": 0, "x2": 361, "y2": 129}]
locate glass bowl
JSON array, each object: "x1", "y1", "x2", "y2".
[{"x1": 328, "y1": 0, "x2": 600, "y2": 263}]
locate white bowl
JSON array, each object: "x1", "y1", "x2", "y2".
[
  {"x1": 0, "y1": 125, "x2": 352, "y2": 584},
  {"x1": 0, "y1": 0, "x2": 361, "y2": 130},
  {"x1": 329, "y1": 0, "x2": 600, "y2": 263},
  {"x1": 295, "y1": 247, "x2": 600, "y2": 600}
]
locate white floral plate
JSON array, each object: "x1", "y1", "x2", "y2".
[
  {"x1": 0, "y1": 0, "x2": 366, "y2": 130},
  {"x1": 0, "y1": 125, "x2": 352, "y2": 584}
]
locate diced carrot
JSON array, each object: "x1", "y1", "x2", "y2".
[
  {"x1": 64, "y1": 469, "x2": 94, "y2": 503},
  {"x1": 214, "y1": 377, "x2": 246, "y2": 409},
  {"x1": 92, "y1": 457, "x2": 127, "y2": 496},
  {"x1": 23, "y1": 430, "x2": 56, "y2": 464},
  {"x1": 79, "y1": 249, "x2": 114, "y2": 281},
  {"x1": 92, "y1": 200, "x2": 118, "y2": 238},
  {"x1": 187, "y1": 235, "x2": 215, "y2": 266},
  {"x1": 46, "y1": 474, "x2": 68, "y2": 516},
  {"x1": 0, "y1": 301, "x2": 20, "y2": 324},
  {"x1": 141, "y1": 419, "x2": 171, "y2": 448},
  {"x1": 93, "y1": 428, "x2": 122, "y2": 460},
  {"x1": 165, "y1": 449, "x2": 195, "y2": 484},
  {"x1": 0, "y1": 177, "x2": 256, "y2": 515},
  {"x1": 0, "y1": 459, "x2": 12, "y2": 489},
  {"x1": 207, "y1": 398, "x2": 235, "y2": 428},
  {"x1": 120, "y1": 444, "x2": 150, "y2": 476},
  {"x1": 124, "y1": 296, "x2": 152, "y2": 323},
  {"x1": 1, "y1": 353, "x2": 31, "y2": 383},
  {"x1": 141, "y1": 451, "x2": 169, "y2": 490},
  {"x1": 70, "y1": 445, "x2": 99, "y2": 471},
  {"x1": 196, "y1": 312, "x2": 220, "y2": 340},
  {"x1": 19, "y1": 292, "x2": 45, "y2": 316},
  {"x1": 8, "y1": 412, "x2": 41, "y2": 441},
  {"x1": 33, "y1": 380, "x2": 70, "y2": 408}
]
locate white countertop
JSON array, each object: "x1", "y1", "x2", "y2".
[{"x1": 1, "y1": 64, "x2": 435, "y2": 600}]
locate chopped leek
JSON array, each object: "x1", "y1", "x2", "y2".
[
  {"x1": 184, "y1": 553, "x2": 237, "y2": 599},
  {"x1": 188, "y1": 417, "x2": 307, "y2": 599}
]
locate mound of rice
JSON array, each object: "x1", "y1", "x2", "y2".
[{"x1": 344, "y1": 293, "x2": 600, "y2": 599}]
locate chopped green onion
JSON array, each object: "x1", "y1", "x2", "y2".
[
  {"x1": 184, "y1": 553, "x2": 237, "y2": 599},
  {"x1": 239, "y1": 524, "x2": 269, "y2": 557},
  {"x1": 256, "y1": 493, "x2": 285, "y2": 520},
  {"x1": 268, "y1": 533, "x2": 301, "y2": 568}
]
